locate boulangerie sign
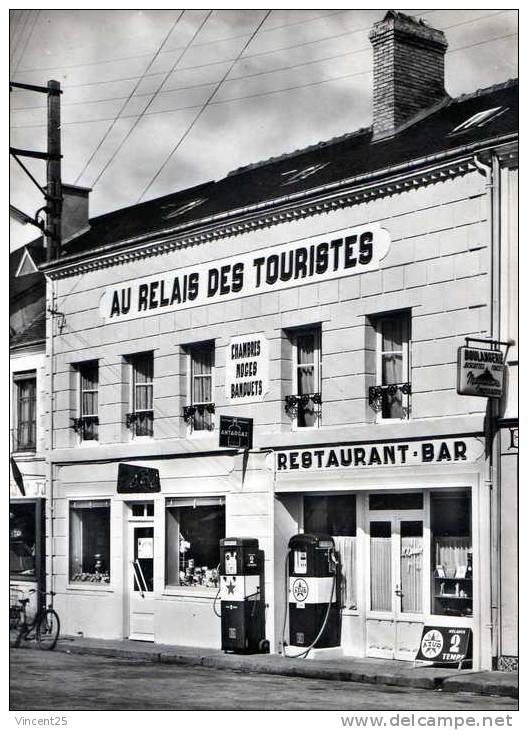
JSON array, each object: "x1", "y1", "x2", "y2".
[{"x1": 99, "y1": 224, "x2": 391, "y2": 322}]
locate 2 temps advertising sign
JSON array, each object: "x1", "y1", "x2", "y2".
[
  {"x1": 99, "y1": 224, "x2": 391, "y2": 322},
  {"x1": 457, "y1": 346, "x2": 505, "y2": 398}
]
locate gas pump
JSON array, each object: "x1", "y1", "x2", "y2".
[
  {"x1": 219, "y1": 537, "x2": 268, "y2": 653},
  {"x1": 284, "y1": 534, "x2": 341, "y2": 656}
]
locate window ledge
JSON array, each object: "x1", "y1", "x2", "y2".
[
  {"x1": 162, "y1": 587, "x2": 217, "y2": 599},
  {"x1": 67, "y1": 583, "x2": 113, "y2": 592}
]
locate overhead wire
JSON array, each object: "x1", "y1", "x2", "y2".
[
  {"x1": 88, "y1": 10, "x2": 214, "y2": 189},
  {"x1": 9, "y1": 10, "x2": 30, "y2": 64},
  {"x1": 10, "y1": 9, "x2": 511, "y2": 114},
  {"x1": 73, "y1": 10, "x2": 186, "y2": 186},
  {"x1": 137, "y1": 9, "x2": 272, "y2": 202},
  {"x1": 12, "y1": 10, "x2": 40, "y2": 76},
  {"x1": 10, "y1": 29, "x2": 518, "y2": 132},
  {"x1": 13, "y1": 10, "x2": 351, "y2": 76}
]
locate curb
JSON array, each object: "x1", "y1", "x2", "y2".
[{"x1": 48, "y1": 642, "x2": 518, "y2": 699}]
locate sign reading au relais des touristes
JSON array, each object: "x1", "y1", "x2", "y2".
[
  {"x1": 99, "y1": 224, "x2": 391, "y2": 322},
  {"x1": 457, "y1": 346, "x2": 505, "y2": 399}
]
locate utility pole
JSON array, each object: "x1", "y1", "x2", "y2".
[
  {"x1": 46, "y1": 79, "x2": 61, "y2": 261},
  {"x1": 9, "y1": 79, "x2": 62, "y2": 259}
]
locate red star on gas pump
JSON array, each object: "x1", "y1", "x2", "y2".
[{"x1": 226, "y1": 578, "x2": 236, "y2": 595}]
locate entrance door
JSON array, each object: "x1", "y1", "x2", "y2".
[
  {"x1": 367, "y1": 511, "x2": 425, "y2": 660},
  {"x1": 128, "y1": 519, "x2": 155, "y2": 641}
]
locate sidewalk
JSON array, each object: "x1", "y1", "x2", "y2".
[{"x1": 48, "y1": 636, "x2": 518, "y2": 699}]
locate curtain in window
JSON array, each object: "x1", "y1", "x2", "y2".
[
  {"x1": 333, "y1": 536, "x2": 357, "y2": 610},
  {"x1": 16, "y1": 378, "x2": 36, "y2": 449},
  {"x1": 192, "y1": 346, "x2": 214, "y2": 430},
  {"x1": 400, "y1": 536, "x2": 423, "y2": 613},
  {"x1": 69, "y1": 508, "x2": 83, "y2": 578},
  {"x1": 297, "y1": 333, "x2": 315, "y2": 394},
  {"x1": 434, "y1": 537, "x2": 472, "y2": 575},
  {"x1": 134, "y1": 355, "x2": 153, "y2": 436},
  {"x1": 381, "y1": 318, "x2": 404, "y2": 418},
  {"x1": 370, "y1": 537, "x2": 392, "y2": 611}
]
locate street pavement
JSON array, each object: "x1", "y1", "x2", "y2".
[{"x1": 10, "y1": 649, "x2": 518, "y2": 712}]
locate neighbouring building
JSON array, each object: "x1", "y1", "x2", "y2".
[
  {"x1": 36, "y1": 12, "x2": 517, "y2": 669},
  {"x1": 10, "y1": 239, "x2": 48, "y2": 615}
]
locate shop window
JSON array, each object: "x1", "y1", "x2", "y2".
[
  {"x1": 431, "y1": 490, "x2": 472, "y2": 617},
  {"x1": 13, "y1": 372, "x2": 36, "y2": 451},
  {"x1": 126, "y1": 352, "x2": 154, "y2": 437},
  {"x1": 10, "y1": 502, "x2": 37, "y2": 578},
  {"x1": 285, "y1": 327, "x2": 322, "y2": 428},
  {"x1": 304, "y1": 495, "x2": 357, "y2": 610},
  {"x1": 165, "y1": 497, "x2": 225, "y2": 589},
  {"x1": 183, "y1": 342, "x2": 215, "y2": 432},
  {"x1": 69, "y1": 500, "x2": 110, "y2": 583},
  {"x1": 73, "y1": 361, "x2": 99, "y2": 441},
  {"x1": 369, "y1": 311, "x2": 411, "y2": 419}
]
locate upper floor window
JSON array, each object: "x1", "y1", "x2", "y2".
[
  {"x1": 369, "y1": 312, "x2": 411, "y2": 420},
  {"x1": 14, "y1": 372, "x2": 36, "y2": 451},
  {"x1": 286, "y1": 327, "x2": 322, "y2": 428},
  {"x1": 184, "y1": 342, "x2": 215, "y2": 432},
  {"x1": 74, "y1": 361, "x2": 99, "y2": 441},
  {"x1": 127, "y1": 352, "x2": 154, "y2": 438}
]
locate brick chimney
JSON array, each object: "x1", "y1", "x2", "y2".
[
  {"x1": 369, "y1": 11, "x2": 449, "y2": 139},
  {"x1": 61, "y1": 184, "x2": 91, "y2": 244}
]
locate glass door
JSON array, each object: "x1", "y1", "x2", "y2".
[
  {"x1": 367, "y1": 507, "x2": 425, "y2": 660},
  {"x1": 127, "y1": 505, "x2": 155, "y2": 642}
]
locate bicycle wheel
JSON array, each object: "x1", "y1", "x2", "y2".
[
  {"x1": 36, "y1": 609, "x2": 60, "y2": 650},
  {"x1": 9, "y1": 617, "x2": 22, "y2": 648}
]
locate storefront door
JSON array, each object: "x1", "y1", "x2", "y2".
[
  {"x1": 128, "y1": 511, "x2": 155, "y2": 641},
  {"x1": 366, "y1": 509, "x2": 425, "y2": 660}
]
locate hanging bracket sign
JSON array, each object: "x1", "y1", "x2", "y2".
[
  {"x1": 415, "y1": 626, "x2": 472, "y2": 667},
  {"x1": 219, "y1": 416, "x2": 253, "y2": 450},
  {"x1": 457, "y1": 346, "x2": 505, "y2": 398}
]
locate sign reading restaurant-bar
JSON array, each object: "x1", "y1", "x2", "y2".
[
  {"x1": 275, "y1": 438, "x2": 483, "y2": 472},
  {"x1": 99, "y1": 224, "x2": 391, "y2": 322}
]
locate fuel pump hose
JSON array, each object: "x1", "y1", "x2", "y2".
[{"x1": 281, "y1": 548, "x2": 339, "y2": 659}]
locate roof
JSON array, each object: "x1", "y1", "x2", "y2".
[
  {"x1": 10, "y1": 310, "x2": 46, "y2": 349},
  {"x1": 10, "y1": 240, "x2": 47, "y2": 350},
  {"x1": 44, "y1": 78, "x2": 518, "y2": 264}
]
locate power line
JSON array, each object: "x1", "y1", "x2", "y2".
[
  {"x1": 89, "y1": 10, "x2": 214, "y2": 189},
  {"x1": 11, "y1": 10, "x2": 511, "y2": 114},
  {"x1": 73, "y1": 11, "x2": 186, "y2": 186},
  {"x1": 10, "y1": 10, "x2": 30, "y2": 64},
  {"x1": 138, "y1": 9, "x2": 272, "y2": 202},
  {"x1": 12, "y1": 10, "x2": 40, "y2": 76},
  {"x1": 14, "y1": 10, "x2": 347, "y2": 75},
  {"x1": 10, "y1": 29, "x2": 518, "y2": 134}
]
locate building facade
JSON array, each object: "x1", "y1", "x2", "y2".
[{"x1": 38, "y1": 12, "x2": 517, "y2": 669}]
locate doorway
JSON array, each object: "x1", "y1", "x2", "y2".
[
  {"x1": 127, "y1": 502, "x2": 155, "y2": 641},
  {"x1": 366, "y1": 503, "x2": 425, "y2": 660}
]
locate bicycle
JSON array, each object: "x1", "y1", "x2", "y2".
[{"x1": 9, "y1": 587, "x2": 60, "y2": 650}]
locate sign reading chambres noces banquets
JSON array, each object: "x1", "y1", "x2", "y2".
[{"x1": 99, "y1": 224, "x2": 391, "y2": 322}]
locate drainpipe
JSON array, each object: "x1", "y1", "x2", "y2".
[
  {"x1": 45, "y1": 276, "x2": 56, "y2": 602},
  {"x1": 473, "y1": 152, "x2": 501, "y2": 667}
]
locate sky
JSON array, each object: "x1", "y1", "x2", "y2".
[{"x1": 9, "y1": 7, "x2": 518, "y2": 250}]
